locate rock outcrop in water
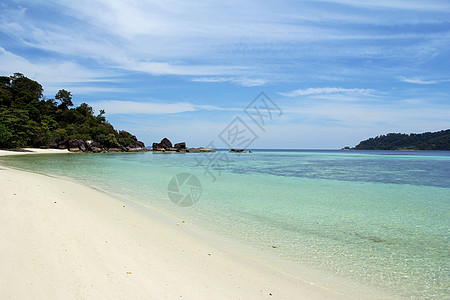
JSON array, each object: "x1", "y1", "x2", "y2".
[
  {"x1": 229, "y1": 148, "x2": 247, "y2": 153},
  {"x1": 151, "y1": 138, "x2": 215, "y2": 153}
]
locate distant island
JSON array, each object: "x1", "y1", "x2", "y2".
[
  {"x1": 347, "y1": 129, "x2": 450, "y2": 150},
  {"x1": 0, "y1": 73, "x2": 146, "y2": 152}
]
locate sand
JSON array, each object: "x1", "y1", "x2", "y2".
[
  {"x1": 0, "y1": 148, "x2": 70, "y2": 156},
  {"x1": 0, "y1": 150, "x2": 355, "y2": 299}
]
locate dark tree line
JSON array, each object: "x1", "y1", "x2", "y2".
[
  {"x1": 0, "y1": 73, "x2": 137, "y2": 149},
  {"x1": 353, "y1": 130, "x2": 450, "y2": 150}
]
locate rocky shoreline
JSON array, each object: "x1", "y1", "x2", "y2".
[
  {"x1": 40, "y1": 137, "x2": 217, "y2": 153},
  {"x1": 49, "y1": 135, "x2": 147, "y2": 153}
]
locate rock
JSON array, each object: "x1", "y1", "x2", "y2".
[
  {"x1": 130, "y1": 140, "x2": 145, "y2": 149},
  {"x1": 85, "y1": 140, "x2": 95, "y2": 151},
  {"x1": 230, "y1": 148, "x2": 246, "y2": 153},
  {"x1": 174, "y1": 142, "x2": 186, "y2": 150},
  {"x1": 127, "y1": 147, "x2": 146, "y2": 152},
  {"x1": 48, "y1": 142, "x2": 58, "y2": 149},
  {"x1": 57, "y1": 140, "x2": 69, "y2": 149},
  {"x1": 160, "y1": 138, "x2": 172, "y2": 149},
  {"x1": 90, "y1": 147, "x2": 102, "y2": 153},
  {"x1": 152, "y1": 142, "x2": 165, "y2": 151},
  {"x1": 68, "y1": 139, "x2": 84, "y2": 152},
  {"x1": 152, "y1": 138, "x2": 174, "y2": 151},
  {"x1": 77, "y1": 140, "x2": 86, "y2": 152},
  {"x1": 50, "y1": 136, "x2": 146, "y2": 153},
  {"x1": 186, "y1": 147, "x2": 216, "y2": 153},
  {"x1": 152, "y1": 138, "x2": 214, "y2": 153}
]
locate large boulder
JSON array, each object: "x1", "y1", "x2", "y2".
[
  {"x1": 174, "y1": 142, "x2": 186, "y2": 150},
  {"x1": 160, "y1": 138, "x2": 172, "y2": 149},
  {"x1": 152, "y1": 138, "x2": 173, "y2": 151},
  {"x1": 86, "y1": 140, "x2": 103, "y2": 152},
  {"x1": 57, "y1": 140, "x2": 69, "y2": 149},
  {"x1": 152, "y1": 142, "x2": 165, "y2": 151},
  {"x1": 68, "y1": 139, "x2": 86, "y2": 152},
  {"x1": 127, "y1": 140, "x2": 146, "y2": 151}
]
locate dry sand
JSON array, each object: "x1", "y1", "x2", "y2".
[
  {"x1": 0, "y1": 148, "x2": 70, "y2": 156},
  {"x1": 0, "y1": 150, "x2": 363, "y2": 299}
]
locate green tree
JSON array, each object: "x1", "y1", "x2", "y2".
[
  {"x1": 10, "y1": 73, "x2": 43, "y2": 107},
  {"x1": 0, "y1": 73, "x2": 146, "y2": 150},
  {"x1": 0, "y1": 123, "x2": 12, "y2": 148},
  {"x1": 55, "y1": 89, "x2": 73, "y2": 110}
]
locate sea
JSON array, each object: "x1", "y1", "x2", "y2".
[{"x1": 1, "y1": 149, "x2": 449, "y2": 298}]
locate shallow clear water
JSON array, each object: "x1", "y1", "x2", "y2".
[{"x1": 1, "y1": 150, "x2": 449, "y2": 298}]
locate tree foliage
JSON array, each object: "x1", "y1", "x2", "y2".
[
  {"x1": 353, "y1": 130, "x2": 450, "y2": 150},
  {"x1": 0, "y1": 73, "x2": 138, "y2": 149}
]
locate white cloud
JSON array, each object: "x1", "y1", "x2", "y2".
[
  {"x1": 191, "y1": 77, "x2": 267, "y2": 87},
  {"x1": 122, "y1": 61, "x2": 244, "y2": 76},
  {"x1": 398, "y1": 77, "x2": 438, "y2": 84},
  {"x1": 279, "y1": 87, "x2": 375, "y2": 97},
  {"x1": 0, "y1": 0, "x2": 448, "y2": 92},
  {"x1": 91, "y1": 100, "x2": 223, "y2": 115},
  {"x1": 0, "y1": 47, "x2": 116, "y2": 93}
]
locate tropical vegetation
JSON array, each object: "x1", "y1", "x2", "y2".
[
  {"x1": 0, "y1": 73, "x2": 137, "y2": 149},
  {"x1": 353, "y1": 130, "x2": 450, "y2": 150}
]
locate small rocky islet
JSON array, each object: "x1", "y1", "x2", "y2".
[{"x1": 151, "y1": 138, "x2": 215, "y2": 153}]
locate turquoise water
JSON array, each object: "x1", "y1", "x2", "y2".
[{"x1": 1, "y1": 150, "x2": 449, "y2": 298}]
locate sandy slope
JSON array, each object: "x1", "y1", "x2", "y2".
[{"x1": 0, "y1": 165, "x2": 349, "y2": 299}]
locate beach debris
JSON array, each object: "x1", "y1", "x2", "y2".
[
  {"x1": 271, "y1": 245, "x2": 279, "y2": 248},
  {"x1": 126, "y1": 271, "x2": 131, "y2": 275},
  {"x1": 181, "y1": 220, "x2": 185, "y2": 223},
  {"x1": 54, "y1": 201, "x2": 57, "y2": 204}
]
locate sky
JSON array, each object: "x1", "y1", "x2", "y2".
[{"x1": 1, "y1": 0, "x2": 449, "y2": 149}]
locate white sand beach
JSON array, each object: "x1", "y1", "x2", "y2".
[
  {"x1": 0, "y1": 156, "x2": 351, "y2": 299},
  {"x1": 0, "y1": 148, "x2": 70, "y2": 156}
]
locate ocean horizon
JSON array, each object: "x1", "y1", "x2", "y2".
[{"x1": 1, "y1": 149, "x2": 449, "y2": 298}]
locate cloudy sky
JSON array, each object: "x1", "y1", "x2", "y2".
[{"x1": 1, "y1": 0, "x2": 449, "y2": 148}]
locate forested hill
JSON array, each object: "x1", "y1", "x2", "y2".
[
  {"x1": 353, "y1": 130, "x2": 450, "y2": 150},
  {"x1": 0, "y1": 73, "x2": 146, "y2": 152}
]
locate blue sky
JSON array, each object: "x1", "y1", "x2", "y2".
[{"x1": 1, "y1": 0, "x2": 449, "y2": 148}]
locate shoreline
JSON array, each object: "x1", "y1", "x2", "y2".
[
  {"x1": 0, "y1": 149, "x2": 398, "y2": 298},
  {"x1": 0, "y1": 164, "x2": 357, "y2": 299},
  {"x1": 0, "y1": 148, "x2": 71, "y2": 156}
]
